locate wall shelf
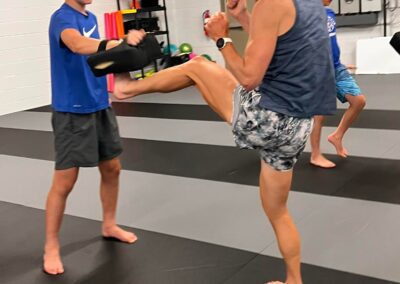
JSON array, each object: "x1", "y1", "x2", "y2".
[{"x1": 115, "y1": 0, "x2": 171, "y2": 76}]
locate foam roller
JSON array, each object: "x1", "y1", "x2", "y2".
[{"x1": 390, "y1": 32, "x2": 400, "y2": 55}]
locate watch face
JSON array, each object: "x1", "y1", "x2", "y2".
[{"x1": 216, "y1": 38, "x2": 224, "y2": 49}]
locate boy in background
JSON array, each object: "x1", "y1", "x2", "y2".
[{"x1": 310, "y1": 0, "x2": 367, "y2": 168}]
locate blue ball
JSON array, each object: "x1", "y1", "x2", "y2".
[{"x1": 163, "y1": 44, "x2": 179, "y2": 55}]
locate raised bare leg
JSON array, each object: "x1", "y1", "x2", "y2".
[
  {"x1": 309, "y1": 115, "x2": 335, "y2": 168},
  {"x1": 99, "y1": 158, "x2": 137, "y2": 243},
  {"x1": 328, "y1": 94, "x2": 366, "y2": 157},
  {"x1": 114, "y1": 56, "x2": 238, "y2": 123},
  {"x1": 259, "y1": 162, "x2": 302, "y2": 284},
  {"x1": 43, "y1": 168, "x2": 79, "y2": 275}
]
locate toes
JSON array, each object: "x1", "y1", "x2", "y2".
[
  {"x1": 47, "y1": 269, "x2": 57, "y2": 275},
  {"x1": 44, "y1": 266, "x2": 58, "y2": 275},
  {"x1": 129, "y1": 234, "x2": 138, "y2": 243}
]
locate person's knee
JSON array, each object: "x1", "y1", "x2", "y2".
[
  {"x1": 178, "y1": 56, "x2": 207, "y2": 75},
  {"x1": 357, "y1": 95, "x2": 367, "y2": 109},
  {"x1": 313, "y1": 115, "x2": 325, "y2": 126},
  {"x1": 52, "y1": 179, "x2": 76, "y2": 197},
  {"x1": 51, "y1": 170, "x2": 78, "y2": 197},
  {"x1": 191, "y1": 55, "x2": 207, "y2": 63},
  {"x1": 262, "y1": 196, "x2": 288, "y2": 223},
  {"x1": 186, "y1": 55, "x2": 208, "y2": 69},
  {"x1": 263, "y1": 201, "x2": 289, "y2": 222},
  {"x1": 100, "y1": 160, "x2": 122, "y2": 180},
  {"x1": 349, "y1": 95, "x2": 366, "y2": 110}
]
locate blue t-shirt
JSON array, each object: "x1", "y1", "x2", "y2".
[
  {"x1": 49, "y1": 3, "x2": 109, "y2": 113},
  {"x1": 326, "y1": 8, "x2": 341, "y2": 68}
]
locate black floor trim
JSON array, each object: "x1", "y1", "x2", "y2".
[
  {"x1": 27, "y1": 103, "x2": 400, "y2": 130},
  {"x1": 1, "y1": 128, "x2": 399, "y2": 205}
]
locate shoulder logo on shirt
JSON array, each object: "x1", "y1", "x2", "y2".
[
  {"x1": 83, "y1": 25, "x2": 97, "y2": 38},
  {"x1": 327, "y1": 16, "x2": 336, "y2": 34}
]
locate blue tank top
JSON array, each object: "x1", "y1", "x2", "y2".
[
  {"x1": 49, "y1": 3, "x2": 109, "y2": 114},
  {"x1": 326, "y1": 8, "x2": 341, "y2": 68},
  {"x1": 259, "y1": 0, "x2": 336, "y2": 118}
]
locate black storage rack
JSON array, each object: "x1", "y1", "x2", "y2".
[{"x1": 115, "y1": 0, "x2": 171, "y2": 77}]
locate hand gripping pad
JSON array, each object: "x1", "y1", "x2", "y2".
[
  {"x1": 390, "y1": 32, "x2": 400, "y2": 55},
  {"x1": 87, "y1": 34, "x2": 163, "y2": 77}
]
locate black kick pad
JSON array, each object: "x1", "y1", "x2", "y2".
[
  {"x1": 390, "y1": 31, "x2": 400, "y2": 55},
  {"x1": 87, "y1": 34, "x2": 163, "y2": 77}
]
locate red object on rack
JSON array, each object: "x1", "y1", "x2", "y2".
[
  {"x1": 131, "y1": 0, "x2": 141, "y2": 9},
  {"x1": 202, "y1": 10, "x2": 211, "y2": 36}
]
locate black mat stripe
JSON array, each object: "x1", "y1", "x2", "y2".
[
  {"x1": 1, "y1": 127, "x2": 399, "y2": 205},
  {"x1": 0, "y1": 201, "x2": 397, "y2": 284},
  {"x1": 27, "y1": 103, "x2": 400, "y2": 130}
]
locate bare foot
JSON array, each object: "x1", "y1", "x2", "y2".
[
  {"x1": 102, "y1": 225, "x2": 138, "y2": 244},
  {"x1": 43, "y1": 245, "x2": 64, "y2": 275},
  {"x1": 310, "y1": 154, "x2": 336, "y2": 168},
  {"x1": 328, "y1": 133, "x2": 348, "y2": 158},
  {"x1": 113, "y1": 73, "x2": 134, "y2": 100}
]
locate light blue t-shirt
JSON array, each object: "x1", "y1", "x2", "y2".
[
  {"x1": 326, "y1": 7, "x2": 341, "y2": 68},
  {"x1": 49, "y1": 3, "x2": 109, "y2": 113}
]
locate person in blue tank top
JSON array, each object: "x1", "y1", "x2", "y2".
[
  {"x1": 309, "y1": 0, "x2": 367, "y2": 168},
  {"x1": 111, "y1": 0, "x2": 336, "y2": 282},
  {"x1": 44, "y1": 0, "x2": 146, "y2": 275}
]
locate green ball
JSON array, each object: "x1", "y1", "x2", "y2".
[
  {"x1": 179, "y1": 43, "x2": 193, "y2": 54},
  {"x1": 201, "y1": 54, "x2": 212, "y2": 61}
]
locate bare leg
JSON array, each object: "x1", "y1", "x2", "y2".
[
  {"x1": 259, "y1": 162, "x2": 302, "y2": 284},
  {"x1": 43, "y1": 168, "x2": 79, "y2": 275},
  {"x1": 309, "y1": 115, "x2": 335, "y2": 168},
  {"x1": 114, "y1": 56, "x2": 238, "y2": 123},
  {"x1": 328, "y1": 94, "x2": 366, "y2": 157},
  {"x1": 99, "y1": 158, "x2": 137, "y2": 243}
]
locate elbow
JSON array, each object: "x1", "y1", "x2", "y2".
[
  {"x1": 68, "y1": 42, "x2": 81, "y2": 54},
  {"x1": 69, "y1": 42, "x2": 90, "y2": 55},
  {"x1": 113, "y1": 91, "x2": 127, "y2": 101},
  {"x1": 241, "y1": 77, "x2": 261, "y2": 92}
]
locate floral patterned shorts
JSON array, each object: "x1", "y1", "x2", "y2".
[{"x1": 232, "y1": 86, "x2": 313, "y2": 171}]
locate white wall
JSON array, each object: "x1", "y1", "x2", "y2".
[
  {"x1": 337, "y1": 1, "x2": 400, "y2": 65},
  {"x1": 165, "y1": 0, "x2": 400, "y2": 67},
  {"x1": 356, "y1": 37, "x2": 400, "y2": 73},
  {"x1": 0, "y1": 0, "x2": 117, "y2": 116},
  {"x1": 7, "y1": 1, "x2": 395, "y2": 116},
  {"x1": 163, "y1": 0, "x2": 224, "y2": 64},
  {"x1": 118, "y1": 0, "x2": 223, "y2": 63},
  {"x1": 0, "y1": 0, "x2": 225, "y2": 116}
]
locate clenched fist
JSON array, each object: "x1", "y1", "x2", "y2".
[
  {"x1": 226, "y1": 0, "x2": 247, "y2": 19},
  {"x1": 204, "y1": 12, "x2": 229, "y2": 42}
]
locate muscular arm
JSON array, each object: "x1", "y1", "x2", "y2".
[
  {"x1": 221, "y1": 0, "x2": 280, "y2": 90},
  {"x1": 60, "y1": 29, "x2": 121, "y2": 55}
]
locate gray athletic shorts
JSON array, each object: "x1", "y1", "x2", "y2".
[
  {"x1": 232, "y1": 86, "x2": 313, "y2": 171},
  {"x1": 52, "y1": 107, "x2": 123, "y2": 170}
]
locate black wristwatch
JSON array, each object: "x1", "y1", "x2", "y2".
[{"x1": 216, "y1": 37, "x2": 233, "y2": 50}]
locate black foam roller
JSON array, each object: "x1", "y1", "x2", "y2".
[{"x1": 390, "y1": 32, "x2": 400, "y2": 55}]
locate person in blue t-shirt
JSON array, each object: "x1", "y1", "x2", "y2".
[
  {"x1": 44, "y1": 0, "x2": 145, "y2": 275},
  {"x1": 309, "y1": 0, "x2": 367, "y2": 168}
]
